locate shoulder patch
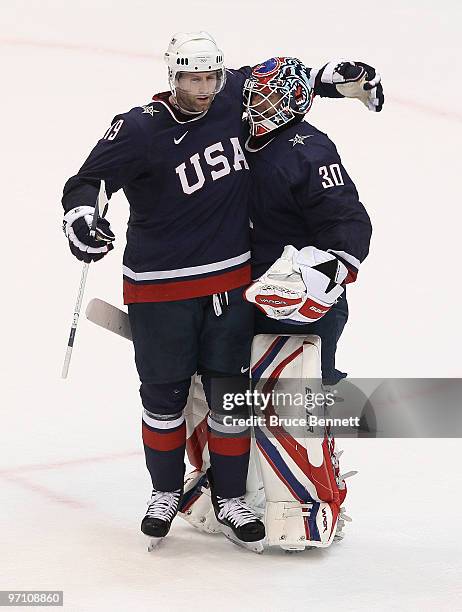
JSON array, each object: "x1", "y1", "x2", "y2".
[
  {"x1": 140, "y1": 104, "x2": 160, "y2": 117},
  {"x1": 288, "y1": 133, "x2": 314, "y2": 147}
]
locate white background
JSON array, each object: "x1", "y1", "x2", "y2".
[{"x1": 1, "y1": 1, "x2": 461, "y2": 610}]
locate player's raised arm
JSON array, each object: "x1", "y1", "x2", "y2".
[{"x1": 238, "y1": 57, "x2": 383, "y2": 113}]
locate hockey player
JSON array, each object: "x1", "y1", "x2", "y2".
[
  {"x1": 61, "y1": 33, "x2": 381, "y2": 550},
  {"x1": 243, "y1": 57, "x2": 372, "y2": 382},
  {"x1": 238, "y1": 58, "x2": 372, "y2": 546}
]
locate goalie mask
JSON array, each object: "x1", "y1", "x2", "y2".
[
  {"x1": 164, "y1": 31, "x2": 226, "y2": 114},
  {"x1": 243, "y1": 57, "x2": 314, "y2": 136}
]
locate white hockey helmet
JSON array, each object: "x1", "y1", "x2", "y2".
[{"x1": 164, "y1": 31, "x2": 226, "y2": 98}]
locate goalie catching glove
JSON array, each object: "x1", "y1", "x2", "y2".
[
  {"x1": 244, "y1": 245, "x2": 348, "y2": 324},
  {"x1": 63, "y1": 206, "x2": 115, "y2": 263}
]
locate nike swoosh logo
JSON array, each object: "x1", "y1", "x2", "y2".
[
  {"x1": 241, "y1": 366, "x2": 250, "y2": 374},
  {"x1": 174, "y1": 131, "x2": 189, "y2": 145}
]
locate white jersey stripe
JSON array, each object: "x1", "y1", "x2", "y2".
[{"x1": 123, "y1": 251, "x2": 251, "y2": 282}]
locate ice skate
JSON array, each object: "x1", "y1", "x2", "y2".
[
  {"x1": 141, "y1": 488, "x2": 183, "y2": 551},
  {"x1": 212, "y1": 493, "x2": 266, "y2": 554}
]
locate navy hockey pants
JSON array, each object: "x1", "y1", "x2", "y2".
[{"x1": 128, "y1": 287, "x2": 253, "y2": 496}]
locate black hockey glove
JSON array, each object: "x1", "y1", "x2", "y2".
[
  {"x1": 317, "y1": 60, "x2": 384, "y2": 112},
  {"x1": 63, "y1": 205, "x2": 115, "y2": 263}
]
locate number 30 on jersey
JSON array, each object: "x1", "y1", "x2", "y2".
[{"x1": 319, "y1": 164, "x2": 344, "y2": 189}]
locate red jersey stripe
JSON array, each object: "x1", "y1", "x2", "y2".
[{"x1": 124, "y1": 265, "x2": 251, "y2": 303}]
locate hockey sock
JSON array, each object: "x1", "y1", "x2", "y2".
[
  {"x1": 201, "y1": 373, "x2": 251, "y2": 497},
  {"x1": 139, "y1": 380, "x2": 190, "y2": 491},
  {"x1": 142, "y1": 409, "x2": 186, "y2": 491},
  {"x1": 207, "y1": 411, "x2": 250, "y2": 498}
]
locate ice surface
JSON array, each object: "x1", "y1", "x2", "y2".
[{"x1": 1, "y1": 1, "x2": 461, "y2": 610}]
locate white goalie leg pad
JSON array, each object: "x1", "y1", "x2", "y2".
[
  {"x1": 179, "y1": 376, "x2": 222, "y2": 533},
  {"x1": 244, "y1": 438, "x2": 266, "y2": 518},
  {"x1": 178, "y1": 468, "x2": 221, "y2": 533},
  {"x1": 184, "y1": 375, "x2": 210, "y2": 472},
  {"x1": 251, "y1": 334, "x2": 341, "y2": 550},
  {"x1": 264, "y1": 500, "x2": 337, "y2": 551}
]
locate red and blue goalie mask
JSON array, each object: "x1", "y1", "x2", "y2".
[{"x1": 243, "y1": 57, "x2": 314, "y2": 137}]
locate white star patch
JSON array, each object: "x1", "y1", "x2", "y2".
[
  {"x1": 288, "y1": 134, "x2": 313, "y2": 147},
  {"x1": 141, "y1": 105, "x2": 159, "y2": 117}
]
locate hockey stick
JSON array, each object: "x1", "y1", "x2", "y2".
[
  {"x1": 85, "y1": 298, "x2": 132, "y2": 340},
  {"x1": 61, "y1": 182, "x2": 108, "y2": 378}
]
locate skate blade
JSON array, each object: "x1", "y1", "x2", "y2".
[
  {"x1": 220, "y1": 526, "x2": 265, "y2": 554},
  {"x1": 147, "y1": 537, "x2": 164, "y2": 552}
]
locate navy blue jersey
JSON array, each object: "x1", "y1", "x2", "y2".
[
  {"x1": 62, "y1": 63, "x2": 342, "y2": 303},
  {"x1": 246, "y1": 121, "x2": 372, "y2": 281},
  {"x1": 63, "y1": 68, "x2": 253, "y2": 303}
]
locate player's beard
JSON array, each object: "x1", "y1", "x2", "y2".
[{"x1": 174, "y1": 90, "x2": 215, "y2": 115}]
